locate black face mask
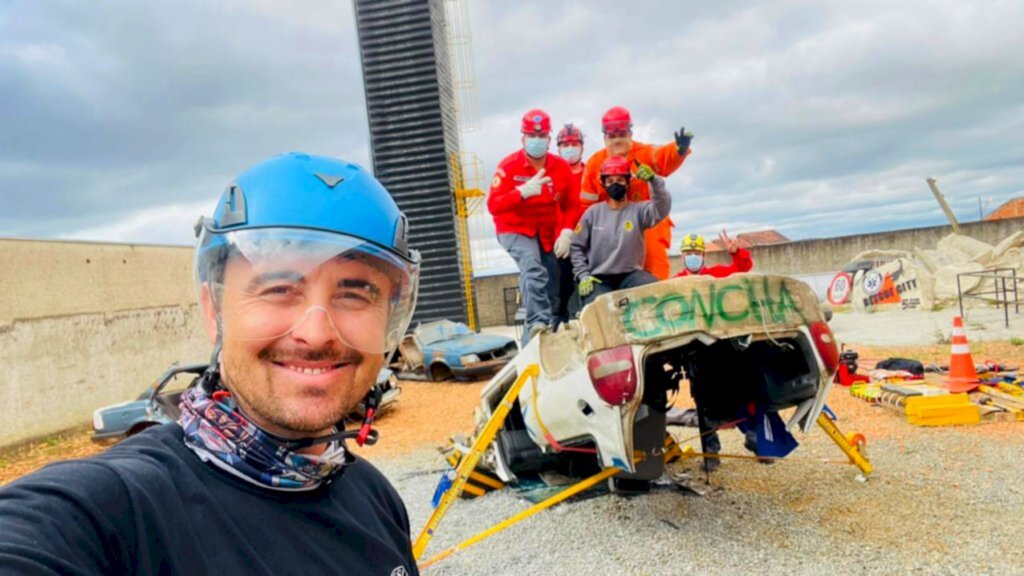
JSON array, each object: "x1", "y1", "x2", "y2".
[{"x1": 606, "y1": 182, "x2": 628, "y2": 201}]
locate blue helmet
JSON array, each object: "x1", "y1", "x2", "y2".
[
  {"x1": 194, "y1": 152, "x2": 420, "y2": 354},
  {"x1": 198, "y1": 152, "x2": 415, "y2": 261}
]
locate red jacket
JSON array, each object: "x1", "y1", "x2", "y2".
[
  {"x1": 675, "y1": 248, "x2": 753, "y2": 278},
  {"x1": 562, "y1": 162, "x2": 585, "y2": 229},
  {"x1": 580, "y1": 141, "x2": 687, "y2": 206},
  {"x1": 487, "y1": 150, "x2": 578, "y2": 252}
]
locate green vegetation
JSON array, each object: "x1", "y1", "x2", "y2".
[{"x1": 967, "y1": 320, "x2": 987, "y2": 331}]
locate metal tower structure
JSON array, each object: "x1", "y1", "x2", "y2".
[
  {"x1": 353, "y1": 0, "x2": 472, "y2": 326},
  {"x1": 442, "y1": 0, "x2": 485, "y2": 329}
]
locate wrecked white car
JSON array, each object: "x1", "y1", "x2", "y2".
[{"x1": 474, "y1": 274, "x2": 839, "y2": 490}]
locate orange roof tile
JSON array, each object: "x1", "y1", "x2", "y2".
[
  {"x1": 706, "y1": 237, "x2": 752, "y2": 252},
  {"x1": 705, "y1": 230, "x2": 788, "y2": 252},
  {"x1": 737, "y1": 230, "x2": 790, "y2": 245},
  {"x1": 985, "y1": 198, "x2": 1024, "y2": 221}
]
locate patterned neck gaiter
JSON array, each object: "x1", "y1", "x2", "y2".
[{"x1": 178, "y1": 386, "x2": 351, "y2": 491}]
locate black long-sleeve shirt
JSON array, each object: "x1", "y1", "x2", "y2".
[{"x1": 0, "y1": 424, "x2": 418, "y2": 576}]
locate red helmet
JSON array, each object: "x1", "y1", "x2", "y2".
[
  {"x1": 521, "y1": 109, "x2": 551, "y2": 135},
  {"x1": 601, "y1": 106, "x2": 632, "y2": 134},
  {"x1": 600, "y1": 155, "x2": 631, "y2": 178},
  {"x1": 556, "y1": 123, "x2": 584, "y2": 145}
]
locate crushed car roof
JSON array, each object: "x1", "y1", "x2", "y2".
[{"x1": 577, "y1": 274, "x2": 824, "y2": 352}]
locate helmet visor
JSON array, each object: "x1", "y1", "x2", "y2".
[{"x1": 195, "y1": 227, "x2": 419, "y2": 354}]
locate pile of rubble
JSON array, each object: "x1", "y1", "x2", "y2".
[{"x1": 827, "y1": 231, "x2": 1024, "y2": 312}]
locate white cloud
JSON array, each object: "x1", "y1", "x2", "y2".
[
  {"x1": 59, "y1": 199, "x2": 214, "y2": 246},
  {"x1": 1, "y1": 0, "x2": 1022, "y2": 274}
]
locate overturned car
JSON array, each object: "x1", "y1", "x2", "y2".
[{"x1": 473, "y1": 274, "x2": 840, "y2": 490}]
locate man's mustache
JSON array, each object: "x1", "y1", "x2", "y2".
[{"x1": 259, "y1": 346, "x2": 362, "y2": 365}]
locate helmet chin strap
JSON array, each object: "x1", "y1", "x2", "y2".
[
  {"x1": 264, "y1": 386, "x2": 381, "y2": 451},
  {"x1": 265, "y1": 421, "x2": 380, "y2": 451},
  {"x1": 196, "y1": 346, "x2": 381, "y2": 451}
]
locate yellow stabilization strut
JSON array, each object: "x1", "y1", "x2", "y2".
[
  {"x1": 413, "y1": 364, "x2": 539, "y2": 561},
  {"x1": 816, "y1": 411, "x2": 872, "y2": 476},
  {"x1": 419, "y1": 465, "x2": 622, "y2": 569}
]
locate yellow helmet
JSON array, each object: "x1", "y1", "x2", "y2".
[{"x1": 680, "y1": 234, "x2": 705, "y2": 252}]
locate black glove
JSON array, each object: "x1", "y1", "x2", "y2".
[{"x1": 674, "y1": 127, "x2": 693, "y2": 154}]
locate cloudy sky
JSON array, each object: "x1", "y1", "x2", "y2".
[{"x1": 2, "y1": 0, "x2": 1022, "y2": 273}]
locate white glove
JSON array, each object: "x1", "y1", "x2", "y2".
[
  {"x1": 517, "y1": 169, "x2": 551, "y2": 200},
  {"x1": 553, "y1": 228, "x2": 573, "y2": 258}
]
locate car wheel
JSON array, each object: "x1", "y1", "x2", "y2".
[{"x1": 430, "y1": 363, "x2": 454, "y2": 382}]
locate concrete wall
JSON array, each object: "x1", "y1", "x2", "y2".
[
  {"x1": 472, "y1": 218, "x2": 1024, "y2": 327},
  {"x1": 4, "y1": 216, "x2": 1023, "y2": 445},
  {"x1": 0, "y1": 239, "x2": 210, "y2": 447},
  {"x1": 734, "y1": 218, "x2": 1024, "y2": 276},
  {"x1": 473, "y1": 273, "x2": 521, "y2": 328}
]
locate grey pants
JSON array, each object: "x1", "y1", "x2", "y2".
[
  {"x1": 498, "y1": 233, "x2": 558, "y2": 344},
  {"x1": 581, "y1": 270, "x2": 658, "y2": 306}
]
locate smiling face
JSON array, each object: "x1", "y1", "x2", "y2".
[{"x1": 201, "y1": 254, "x2": 393, "y2": 439}]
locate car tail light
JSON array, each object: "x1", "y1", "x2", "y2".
[
  {"x1": 809, "y1": 321, "x2": 839, "y2": 373},
  {"x1": 587, "y1": 345, "x2": 637, "y2": 406}
]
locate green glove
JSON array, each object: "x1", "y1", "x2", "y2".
[
  {"x1": 578, "y1": 275, "x2": 602, "y2": 297},
  {"x1": 674, "y1": 127, "x2": 694, "y2": 154},
  {"x1": 635, "y1": 163, "x2": 655, "y2": 182}
]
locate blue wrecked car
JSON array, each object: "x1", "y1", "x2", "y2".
[
  {"x1": 92, "y1": 363, "x2": 401, "y2": 445},
  {"x1": 393, "y1": 320, "x2": 518, "y2": 381}
]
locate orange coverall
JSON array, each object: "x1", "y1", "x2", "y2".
[{"x1": 580, "y1": 141, "x2": 689, "y2": 279}]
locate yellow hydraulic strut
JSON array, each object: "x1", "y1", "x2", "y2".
[
  {"x1": 661, "y1": 412, "x2": 872, "y2": 476},
  {"x1": 816, "y1": 411, "x2": 872, "y2": 477},
  {"x1": 419, "y1": 465, "x2": 622, "y2": 569},
  {"x1": 413, "y1": 364, "x2": 539, "y2": 561}
]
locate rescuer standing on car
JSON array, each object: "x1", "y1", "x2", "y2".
[
  {"x1": 570, "y1": 156, "x2": 671, "y2": 306},
  {"x1": 552, "y1": 123, "x2": 585, "y2": 326},
  {"x1": 672, "y1": 229, "x2": 754, "y2": 472},
  {"x1": 488, "y1": 109, "x2": 577, "y2": 344},
  {"x1": 0, "y1": 152, "x2": 422, "y2": 575},
  {"x1": 580, "y1": 106, "x2": 693, "y2": 280}
]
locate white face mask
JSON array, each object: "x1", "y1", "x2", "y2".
[
  {"x1": 684, "y1": 253, "x2": 704, "y2": 272},
  {"x1": 524, "y1": 137, "x2": 548, "y2": 158},
  {"x1": 559, "y1": 146, "x2": 582, "y2": 164}
]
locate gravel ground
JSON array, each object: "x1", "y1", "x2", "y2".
[
  {"x1": 377, "y1": 308, "x2": 1024, "y2": 575},
  {"x1": 828, "y1": 304, "x2": 1024, "y2": 346},
  {"x1": 380, "y1": 382, "x2": 1024, "y2": 575}
]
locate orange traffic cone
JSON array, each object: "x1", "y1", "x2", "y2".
[{"x1": 945, "y1": 316, "x2": 979, "y2": 393}]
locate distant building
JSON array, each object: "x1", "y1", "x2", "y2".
[
  {"x1": 706, "y1": 229, "x2": 790, "y2": 252},
  {"x1": 984, "y1": 197, "x2": 1024, "y2": 221}
]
